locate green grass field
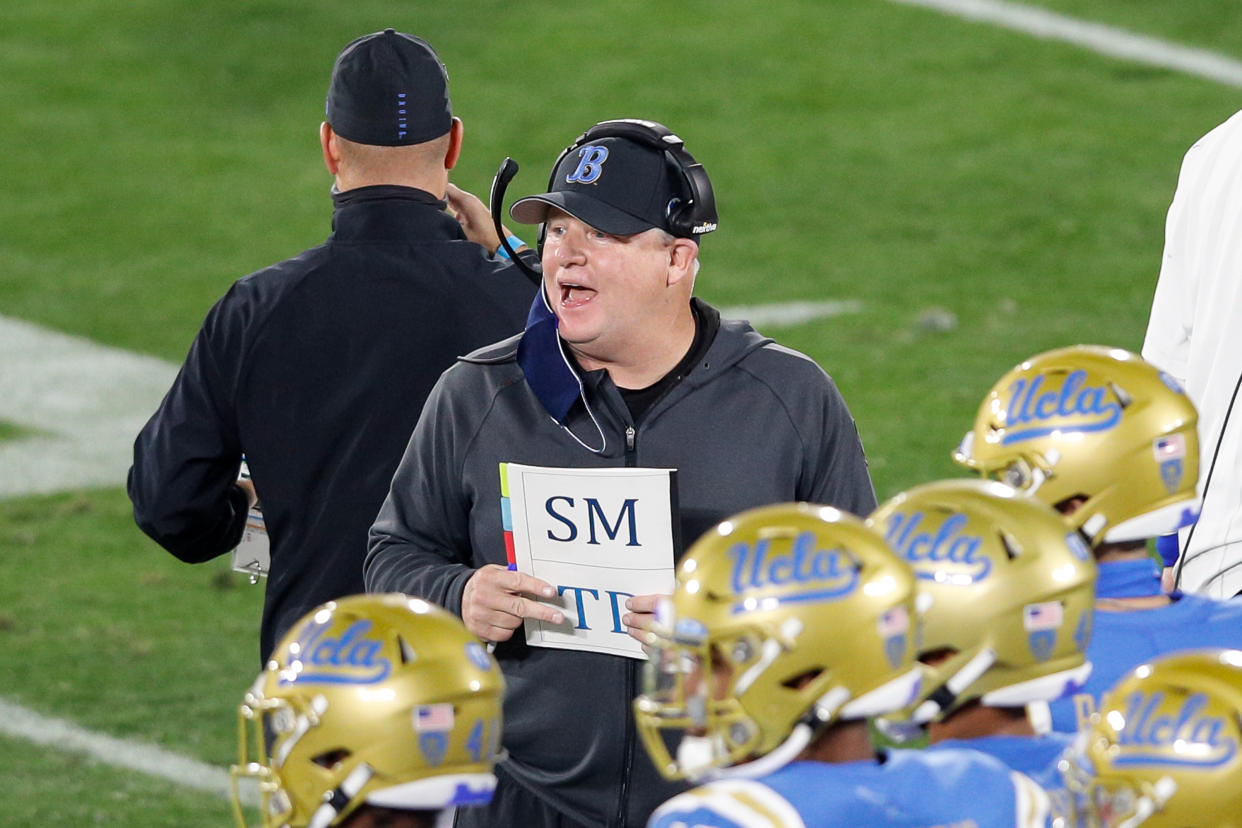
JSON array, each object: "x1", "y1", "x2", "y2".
[{"x1": 2, "y1": 1, "x2": 1240, "y2": 824}]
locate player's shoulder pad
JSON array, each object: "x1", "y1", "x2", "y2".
[
  {"x1": 1010, "y1": 769, "x2": 1053, "y2": 828},
  {"x1": 1177, "y1": 591, "x2": 1242, "y2": 624},
  {"x1": 647, "y1": 779, "x2": 807, "y2": 828}
]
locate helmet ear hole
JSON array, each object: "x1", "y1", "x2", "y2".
[
  {"x1": 312, "y1": 748, "x2": 351, "y2": 769},
  {"x1": 781, "y1": 666, "x2": 825, "y2": 691},
  {"x1": 1054, "y1": 494, "x2": 1089, "y2": 516},
  {"x1": 918, "y1": 647, "x2": 958, "y2": 667}
]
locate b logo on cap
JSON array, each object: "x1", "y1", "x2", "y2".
[{"x1": 566, "y1": 146, "x2": 609, "y2": 184}]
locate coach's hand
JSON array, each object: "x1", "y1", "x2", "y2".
[
  {"x1": 622, "y1": 593, "x2": 669, "y2": 645},
  {"x1": 462, "y1": 564, "x2": 564, "y2": 643},
  {"x1": 235, "y1": 477, "x2": 258, "y2": 509},
  {"x1": 446, "y1": 183, "x2": 521, "y2": 255}
]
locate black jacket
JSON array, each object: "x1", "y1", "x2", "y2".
[{"x1": 128, "y1": 185, "x2": 537, "y2": 660}]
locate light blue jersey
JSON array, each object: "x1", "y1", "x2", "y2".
[
  {"x1": 1049, "y1": 558, "x2": 1242, "y2": 732},
  {"x1": 647, "y1": 750, "x2": 1051, "y2": 828},
  {"x1": 928, "y1": 734, "x2": 1071, "y2": 788}
]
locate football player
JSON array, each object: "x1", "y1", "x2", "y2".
[
  {"x1": 635, "y1": 503, "x2": 1054, "y2": 827},
  {"x1": 954, "y1": 345, "x2": 1242, "y2": 733},
  {"x1": 230, "y1": 594, "x2": 503, "y2": 828},
  {"x1": 867, "y1": 478, "x2": 1096, "y2": 783},
  {"x1": 1061, "y1": 648, "x2": 1242, "y2": 827}
]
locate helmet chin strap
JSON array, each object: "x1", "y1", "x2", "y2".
[
  {"x1": 912, "y1": 648, "x2": 996, "y2": 724},
  {"x1": 308, "y1": 763, "x2": 374, "y2": 828},
  {"x1": 689, "y1": 722, "x2": 815, "y2": 783},
  {"x1": 687, "y1": 686, "x2": 853, "y2": 782}
]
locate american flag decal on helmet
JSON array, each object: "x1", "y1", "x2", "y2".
[
  {"x1": 1023, "y1": 601, "x2": 1063, "y2": 632},
  {"x1": 414, "y1": 703, "x2": 455, "y2": 733},
  {"x1": 1153, "y1": 434, "x2": 1186, "y2": 461}
]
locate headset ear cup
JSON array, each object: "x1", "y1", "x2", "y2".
[
  {"x1": 661, "y1": 154, "x2": 708, "y2": 237},
  {"x1": 666, "y1": 202, "x2": 687, "y2": 237},
  {"x1": 679, "y1": 162, "x2": 717, "y2": 236},
  {"x1": 665, "y1": 186, "x2": 695, "y2": 238},
  {"x1": 666, "y1": 198, "x2": 696, "y2": 237}
]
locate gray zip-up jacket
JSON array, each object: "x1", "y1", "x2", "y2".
[{"x1": 366, "y1": 306, "x2": 876, "y2": 827}]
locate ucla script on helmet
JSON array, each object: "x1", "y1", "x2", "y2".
[{"x1": 500, "y1": 462, "x2": 678, "y2": 659}]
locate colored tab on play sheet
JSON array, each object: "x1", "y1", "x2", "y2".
[{"x1": 499, "y1": 462, "x2": 516, "y2": 569}]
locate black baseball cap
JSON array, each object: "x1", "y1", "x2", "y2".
[
  {"x1": 325, "y1": 29, "x2": 452, "y2": 146},
  {"x1": 510, "y1": 135, "x2": 692, "y2": 237}
]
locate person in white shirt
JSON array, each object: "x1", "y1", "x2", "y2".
[{"x1": 1143, "y1": 108, "x2": 1242, "y2": 598}]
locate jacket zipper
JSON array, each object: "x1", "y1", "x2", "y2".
[
  {"x1": 616, "y1": 658, "x2": 637, "y2": 826},
  {"x1": 616, "y1": 423, "x2": 637, "y2": 825}
]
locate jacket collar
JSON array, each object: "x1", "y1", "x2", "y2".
[
  {"x1": 329, "y1": 185, "x2": 464, "y2": 242},
  {"x1": 516, "y1": 289, "x2": 582, "y2": 424}
]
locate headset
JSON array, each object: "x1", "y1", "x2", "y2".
[{"x1": 489, "y1": 118, "x2": 718, "y2": 284}]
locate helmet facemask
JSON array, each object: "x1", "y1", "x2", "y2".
[
  {"x1": 634, "y1": 504, "x2": 923, "y2": 781},
  {"x1": 1062, "y1": 743, "x2": 1178, "y2": 828},
  {"x1": 232, "y1": 688, "x2": 334, "y2": 828},
  {"x1": 638, "y1": 612, "x2": 824, "y2": 780}
]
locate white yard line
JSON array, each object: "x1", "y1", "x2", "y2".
[
  {"x1": 886, "y1": 0, "x2": 1242, "y2": 87},
  {"x1": 0, "y1": 314, "x2": 177, "y2": 498},
  {"x1": 722, "y1": 299, "x2": 863, "y2": 329},
  {"x1": 0, "y1": 696, "x2": 258, "y2": 806}
]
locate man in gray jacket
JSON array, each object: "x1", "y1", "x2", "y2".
[{"x1": 365, "y1": 119, "x2": 876, "y2": 828}]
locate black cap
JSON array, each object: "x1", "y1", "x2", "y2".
[
  {"x1": 325, "y1": 29, "x2": 451, "y2": 146},
  {"x1": 511, "y1": 135, "x2": 691, "y2": 237}
]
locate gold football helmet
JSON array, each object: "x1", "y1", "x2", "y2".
[
  {"x1": 953, "y1": 345, "x2": 1199, "y2": 545},
  {"x1": 633, "y1": 503, "x2": 922, "y2": 781},
  {"x1": 230, "y1": 594, "x2": 503, "y2": 828},
  {"x1": 1063, "y1": 649, "x2": 1242, "y2": 828},
  {"x1": 867, "y1": 479, "x2": 1096, "y2": 723}
]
